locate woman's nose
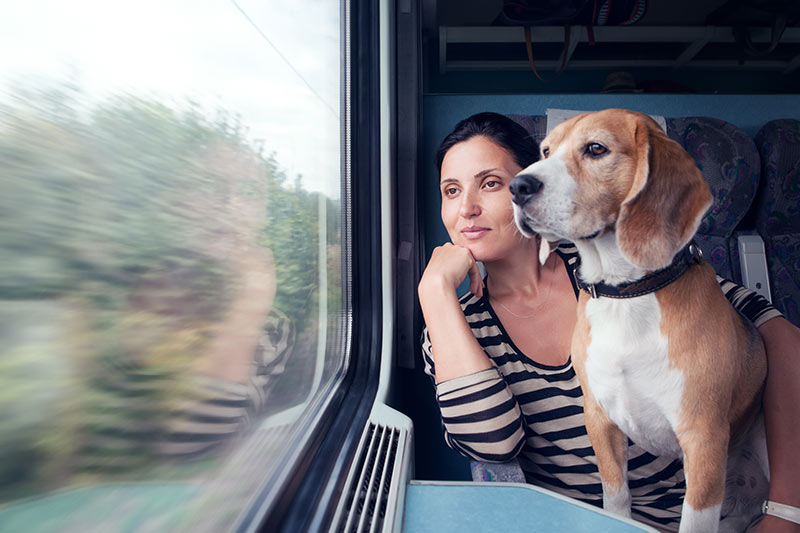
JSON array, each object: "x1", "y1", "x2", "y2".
[{"x1": 459, "y1": 191, "x2": 480, "y2": 217}]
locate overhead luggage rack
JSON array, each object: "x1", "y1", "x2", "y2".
[{"x1": 438, "y1": 26, "x2": 800, "y2": 74}]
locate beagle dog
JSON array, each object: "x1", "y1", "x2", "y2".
[{"x1": 510, "y1": 109, "x2": 767, "y2": 532}]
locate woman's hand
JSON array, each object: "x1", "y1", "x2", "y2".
[{"x1": 419, "y1": 242, "x2": 484, "y2": 299}]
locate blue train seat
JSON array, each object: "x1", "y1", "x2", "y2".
[{"x1": 753, "y1": 119, "x2": 800, "y2": 326}]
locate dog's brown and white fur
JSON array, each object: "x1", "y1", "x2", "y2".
[{"x1": 511, "y1": 109, "x2": 767, "y2": 532}]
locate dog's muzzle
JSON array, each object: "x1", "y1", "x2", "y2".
[{"x1": 510, "y1": 174, "x2": 543, "y2": 206}]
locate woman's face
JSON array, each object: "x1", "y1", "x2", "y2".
[{"x1": 439, "y1": 135, "x2": 526, "y2": 262}]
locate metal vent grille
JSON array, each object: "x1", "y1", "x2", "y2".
[{"x1": 336, "y1": 423, "x2": 402, "y2": 533}]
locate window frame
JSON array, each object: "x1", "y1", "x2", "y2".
[{"x1": 239, "y1": 0, "x2": 385, "y2": 530}]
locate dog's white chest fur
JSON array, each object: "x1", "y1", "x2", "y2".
[{"x1": 584, "y1": 294, "x2": 685, "y2": 458}]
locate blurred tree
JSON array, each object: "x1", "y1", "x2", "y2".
[{"x1": 0, "y1": 82, "x2": 341, "y2": 500}]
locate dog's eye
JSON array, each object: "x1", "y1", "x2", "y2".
[
  {"x1": 542, "y1": 147, "x2": 550, "y2": 158},
  {"x1": 586, "y1": 143, "x2": 607, "y2": 157}
]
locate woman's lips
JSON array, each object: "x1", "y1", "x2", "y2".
[{"x1": 461, "y1": 226, "x2": 490, "y2": 239}]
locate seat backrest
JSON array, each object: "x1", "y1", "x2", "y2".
[
  {"x1": 666, "y1": 117, "x2": 761, "y2": 282},
  {"x1": 753, "y1": 119, "x2": 800, "y2": 326},
  {"x1": 508, "y1": 114, "x2": 548, "y2": 145},
  {"x1": 510, "y1": 114, "x2": 761, "y2": 283}
]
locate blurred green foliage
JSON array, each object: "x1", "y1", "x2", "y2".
[
  {"x1": 0, "y1": 82, "x2": 341, "y2": 502},
  {"x1": 261, "y1": 175, "x2": 342, "y2": 331}
]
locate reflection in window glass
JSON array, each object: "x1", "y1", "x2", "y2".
[{"x1": 0, "y1": 1, "x2": 345, "y2": 531}]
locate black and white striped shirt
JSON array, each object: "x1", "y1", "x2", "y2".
[
  {"x1": 421, "y1": 242, "x2": 780, "y2": 532},
  {"x1": 80, "y1": 309, "x2": 296, "y2": 468}
]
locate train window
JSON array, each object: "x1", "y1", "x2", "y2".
[{"x1": 0, "y1": 0, "x2": 348, "y2": 530}]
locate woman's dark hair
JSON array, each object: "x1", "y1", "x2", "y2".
[{"x1": 436, "y1": 112, "x2": 539, "y2": 174}]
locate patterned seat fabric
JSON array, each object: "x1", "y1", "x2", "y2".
[
  {"x1": 509, "y1": 114, "x2": 548, "y2": 146},
  {"x1": 666, "y1": 118, "x2": 761, "y2": 282},
  {"x1": 753, "y1": 120, "x2": 800, "y2": 326},
  {"x1": 510, "y1": 114, "x2": 760, "y2": 283},
  {"x1": 470, "y1": 459, "x2": 526, "y2": 483}
]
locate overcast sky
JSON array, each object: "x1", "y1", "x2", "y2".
[{"x1": 0, "y1": 0, "x2": 341, "y2": 196}]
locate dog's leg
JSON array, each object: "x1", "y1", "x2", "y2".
[
  {"x1": 679, "y1": 426, "x2": 729, "y2": 533},
  {"x1": 584, "y1": 393, "x2": 631, "y2": 518},
  {"x1": 720, "y1": 415, "x2": 769, "y2": 533}
]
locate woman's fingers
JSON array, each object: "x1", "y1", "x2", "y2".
[
  {"x1": 423, "y1": 243, "x2": 483, "y2": 296},
  {"x1": 468, "y1": 258, "x2": 484, "y2": 298}
]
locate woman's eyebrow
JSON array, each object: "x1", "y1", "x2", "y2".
[
  {"x1": 440, "y1": 168, "x2": 504, "y2": 186},
  {"x1": 474, "y1": 168, "x2": 502, "y2": 179}
]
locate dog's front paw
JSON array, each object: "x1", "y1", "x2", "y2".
[
  {"x1": 603, "y1": 482, "x2": 632, "y2": 518},
  {"x1": 679, "y1": 502, "x2": 723, "y2": 533}
]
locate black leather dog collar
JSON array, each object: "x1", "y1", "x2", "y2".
[{"x1": 575, "y1": 242, "x2": 704, "y2": 299}]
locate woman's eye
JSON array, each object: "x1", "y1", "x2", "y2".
[
  {"x1": 542, "y1": 147, "x2": 550, "y2": 157},
  {"x1": 484, "y1": 180, "x2": 500, "y2": 189},
  {"x1": 444, "y1": 187, "x2": 459, "y2": 196},
  {"x1": 586, "y1": 143, "x2": 607, "y2": 157}
]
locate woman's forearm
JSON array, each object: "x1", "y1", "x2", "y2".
[
  {"x1": 418, "y1": 276, "x2": 493, "y2": 383},
  {"x1": 418, "y1": 278, "x2": 524, "y2": 462},
  {"x1": 758, "y1": 317, "x2": 800, "y2": 514}
]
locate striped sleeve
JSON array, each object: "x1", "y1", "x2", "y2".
[
  {"x1": 421, "y1": 327, "x2": 526, "y2": 462},
  {"x1": 716, "y1": 276, "x2": 782, "y2": 328},
  {"x1": 160, "y1": 309, "x2": 296, "y2": 458},
  {"x1": 421, "y1": 326, "x2": 437, "y2": 379},
  {"x1": 158, "y1": 376, "x2": 251, "y2": 457}
]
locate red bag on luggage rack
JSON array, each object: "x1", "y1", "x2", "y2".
[{"x1": 495, "y1": 0, "x2": 648, "y2": 80}]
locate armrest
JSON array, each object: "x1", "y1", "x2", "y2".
[{"x1": 736, "y1": 233, "x2": 772, "y2": 302}]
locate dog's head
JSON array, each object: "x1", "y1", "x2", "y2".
[{"x1": 511, "y1": 109, "x2": 712, "y2": 271}]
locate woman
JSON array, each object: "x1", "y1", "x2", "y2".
[{"x1": 418, "y1": 112, "x2": 800, "y2": 532}]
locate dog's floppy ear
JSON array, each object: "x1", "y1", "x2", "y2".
[{"x1": 616, "y1": 117, "x2": 712, "y2": 271}]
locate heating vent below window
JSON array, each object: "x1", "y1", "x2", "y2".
[{"x1": 333, "y1": 414, "x2": 411, "y2": 533}]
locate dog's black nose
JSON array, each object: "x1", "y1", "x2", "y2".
[{"x1": 510, "y1": 174, "x2": 543, "y2": 206}]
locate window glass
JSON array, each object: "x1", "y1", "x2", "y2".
[{"x1": 0, "y1": 1, "x2": 346, "y2": 530}]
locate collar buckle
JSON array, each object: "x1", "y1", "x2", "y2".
[
  {"x1": 688, "y1": 241, "x2": 703, "y2": 263},
  {"x1": 588, "y1": 283, "x2": 598, "y2": 299}
]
